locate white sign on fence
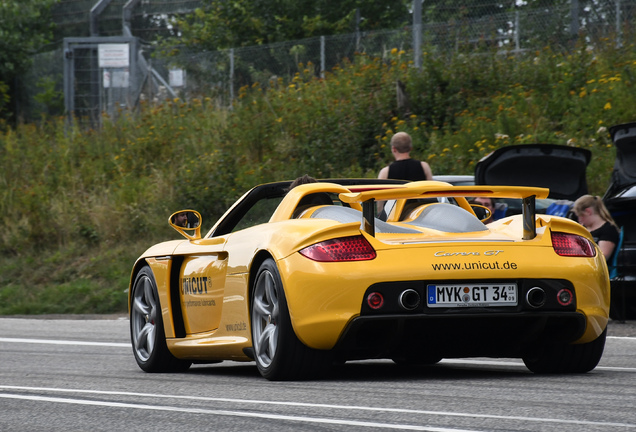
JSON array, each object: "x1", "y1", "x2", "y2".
[
  {"x1": 103, "y1": 69, "x2": 130, "y2": 88},
  {"x1": 98, "y1": 44, "x2": 129, "y2": 68},
  {"x1": 169, "y1": 68, "x2": 185, "y2": 87}
]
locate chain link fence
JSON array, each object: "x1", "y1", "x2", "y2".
[
  {"x1": 19, "y1": 0, "x2": 636, "y2": 123},
  {"x1": 49, "y1": 0, "x2": 202, "y2": 39}
]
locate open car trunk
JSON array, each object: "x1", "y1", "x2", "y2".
[
  {"x1": 474, "y1": 144, "x2": 591, "y2": 200},
  {"x1": 604, "y1": 123, "x2": 636, "y2": 320},
  {"x1": 474, "y1": 144, "x2": 591, "y2": 218}
]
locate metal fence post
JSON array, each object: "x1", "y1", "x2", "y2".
[
  {"x1": 89, "y1": 0, "x2": 113, "y2": 36},
  {"x1": 515, "y1": 10, "x2": 520, "y2": 52},
  {"x1": 63, "y1": 39, "x2": 73, "y2": 121},
  {"x1": 570, "y1": 0, "x2": 579, "y2": 37},
  {"x1": 413, "y1": 0, "x2": 422, "y2": 70},
  {"x1": 229, "y1": 48, "x2": 234, "y2": 105},
  {"x1": 616, "y1": 0, "x2": 623, "y2": 48},
  {"x1": 413, "y1": 0, "x2": 424, "y2": 69},
  {"x1": 355, "y1": 8, "x2": 361, "y2": 51},
  {"x1": 320, "y1": 36, "x2": 325, "y2": 79},
  {"x1": 123, "y1": 0, "x2": 141, "y2": 37}
]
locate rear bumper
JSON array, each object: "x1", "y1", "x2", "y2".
[
  {"x1": 334, "y1": 311, "x2": 587, "y2": 361},
  {"x1": 279, "y1": 249, "x2": 609, "y2": 350}
]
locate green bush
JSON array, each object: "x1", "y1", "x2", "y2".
[{"x1": 1, "y1": 38, "x2": 635, "y2": 314}]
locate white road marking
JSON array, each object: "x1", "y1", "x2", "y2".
[
  {"x1": 2, "y1": 337, "x2": 634, "y2": 372},
  {"x1": 1, "y1": 335, "x2": 633, "y2": 348},
  {"x1": 1, "y1": 336, "x2": 635, "y2": 429},
  {"x1": 0, "y1": 392, "x2": 475, "y2": 432},
  {"x1": 1, "y1": 385, "x2": 634, "y2": 429},
  {"x1": 2, "y1": 336, "x2": 634, "y2": 372},
  {"x1": 2, "y1": 336, "x2": 636, "y2": 374},
  {"x1": 609, "y1": 336, "x2": 636, "y2": 341},
  {"x1": 0, "y1": 337, "x2": 129, "y2": 348},
  {"x1": 440, "y1": 358, "x2": 636, "y2": 372}
]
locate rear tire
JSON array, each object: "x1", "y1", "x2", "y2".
[
  {"x1": 130, "y1": 266, "x2": 191, "y2": 373},
  {"x1": 251, "y1": 258, "x2": 330, "y2": 380},
  {"x1": 523, "y1": 328, "x2": 607, "y2": 374}
]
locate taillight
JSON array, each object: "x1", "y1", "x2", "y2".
[
  {"x1": 299, "y1": 235, "x2": 376, "y2": 262},
  {"x1": 551, "y1": 232, "x2": 596, "y2": 257},
  {"x1": 557, "y1": 288, "x2": 574, "y2": 306},
  {"x1": 367, "y1": 292, "x2": 384, "y2": 309}
]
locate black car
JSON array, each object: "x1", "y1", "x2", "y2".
[
  {"x1": 474, "y1": 142, "x2": 635, "y2": 320},
  {"x1": 604, "y1": 123, "x2": 636, "y2": 320}
]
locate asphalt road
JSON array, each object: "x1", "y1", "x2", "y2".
[{"x1": 0, "y1": 316, "x2": 635, "y2": 432}]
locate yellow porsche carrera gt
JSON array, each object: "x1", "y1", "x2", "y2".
[{"x1": 128, "y1": 179, "x2": 610, "y2": 380}]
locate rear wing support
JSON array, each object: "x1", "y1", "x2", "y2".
[
  {"x1": 362, "y1": 199, "x2": 376, "y2": 236},
  {"x1": 522, "y1": 195, "x2": 536, "y2": 240}
]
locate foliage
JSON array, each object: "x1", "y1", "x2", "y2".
[
  {"x1": 422, "y1": 0, "x2": 512, "y2": 22},
  {"x1": 168, "y1": 0, "x2": 410, "y2": 50},
  {"x1": 0, "y1": 0, "x2": 56, "y2": 123},
  {"x1": 33, "y1": 76, "x2": 65, "y2": 116},
  {"x1": 0, "y1": 81, "x2": 9, "y2": 122},
  {"x1": 2, "y1": 37, "x2": 636, "y2": 314},
  {"x1": 0, "y1": 243, "x2": 133, "y2": 315}
]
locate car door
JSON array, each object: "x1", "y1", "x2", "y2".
[{"x1": 173, "y1": 237, "x2": 228, "y2": 335}]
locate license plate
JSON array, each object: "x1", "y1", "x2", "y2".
[{"x1": 427, "y1": 284, "x2": 517, "y2": 307}]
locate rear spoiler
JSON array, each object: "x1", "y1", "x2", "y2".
[{"x1": 339, "y1": 182, "x2": 550, "y2": 240}]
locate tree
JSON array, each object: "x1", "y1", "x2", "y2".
[
  {"x1": 0, "y1": 0, "x2": 56, "y2": 124},
  {"x1": 168, "y1": 1, "x2": 580, "y2": 52},
  {"x1": 170, "y1": 0, "x2": 411, "y2": 51},
  {"x1": 419, "y1": 0, "x2": 576, "y2": 23},
  {"x1": 421, "y1": 0, "x2": 510, "y2": 23}
]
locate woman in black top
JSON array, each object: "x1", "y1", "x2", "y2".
[{"x1": 573, "y1": 195, "x2": 619, "y2": 261}]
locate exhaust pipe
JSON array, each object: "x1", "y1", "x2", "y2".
[
  {"x1": 526, "y1": 287, "x2": 546, "y2": 308},
  {"x1": 399, "y1": 289, "x2": 421, "y2": 311}
]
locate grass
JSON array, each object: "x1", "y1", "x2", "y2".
[
  {"x1": 0, "y1": 243, "x2": 137, "y2": 315},
  {"x1": 1, "y1": 36, "x2": 635, "y2": 315}
]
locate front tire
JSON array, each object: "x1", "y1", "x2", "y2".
[
  {"x1": 251, "y1": 258, "x2": 330, "y2": 380},
  {"x1": 130, "y1": 265, "x2": 191, "y2": 373},
  {"x1": 523, "y1": 328, "x2": 607, "y2": 374}
]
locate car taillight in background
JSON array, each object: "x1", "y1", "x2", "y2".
[
  {"x1": 299, "y1": 235, "x2": 376, "y2": 262},
  {"x1": 551, "y1": 232, "x2": 596, "y2": 257}
]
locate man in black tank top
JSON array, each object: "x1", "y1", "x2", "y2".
[
  {"x1": 378, "y1": 132, "x2": 433, "y2": 181},
  {"x1": 388, "y1": 158, "x2": 427, "y2": 180}
]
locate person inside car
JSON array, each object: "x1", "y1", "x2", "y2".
[
  {"x1": 473, "y1": 196, "x2": 495, "y2": 224},
  {"x1": 573, "y1": 194, "x2": 619, "y2": 261},
  {"x1": 171, "y1": 212, "x2": 189, "y2": 227},
  {"x1": 287, "y1": 175, "x2": 333, "y2": 218}
]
